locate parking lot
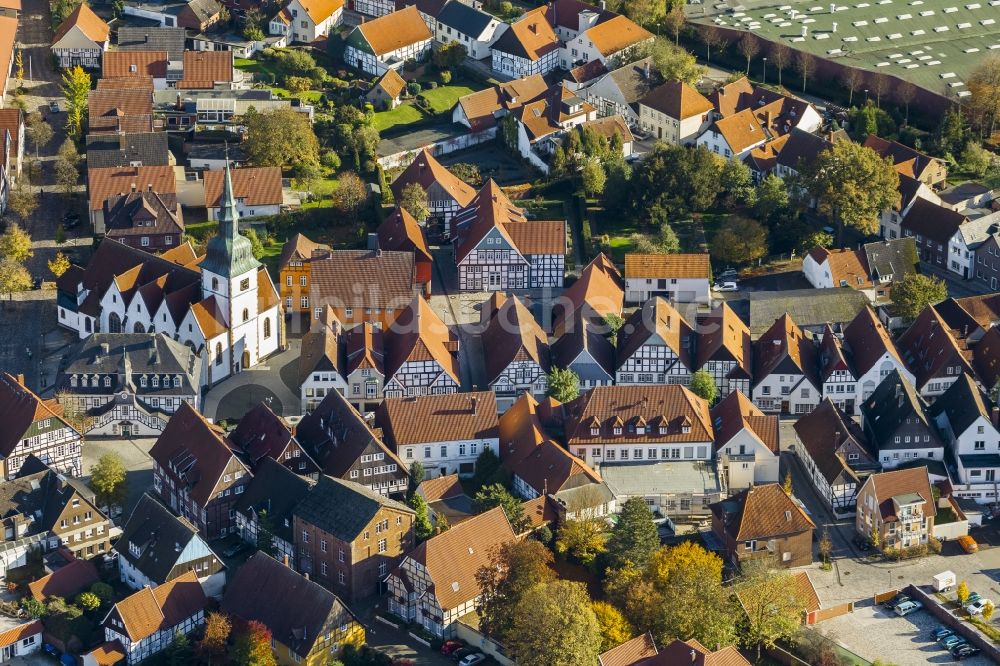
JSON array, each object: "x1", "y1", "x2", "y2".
[{"x1": 819, "y1": 599, "x2": 994, "y2": 665}]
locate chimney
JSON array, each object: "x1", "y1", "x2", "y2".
[
  {"x1": 99, "y1": 342, "x2": 110, "y2": 358},
  {"x1": 690, "y1": 649, "x2": 698, "y2": 663},
  {"x1": 175, "y1": 93, "x2": 182, "y2": 110},
  {"x1": 992, "y1": 405, "x2": 999, "y2": 428},
  {"x1": 470, "y1": 396, "x2": 478, "y2": 414},
  {"x1": 367, "y1": 232, "x2": 379, "y2": 251},
  {"x1": 147, "y1": 183, "x2": 153, "y2": 192},
  {"x1": 131, "y1": 183, "x2": 137, "y2": 193},
  {"x1": 144, "y1": 33, "x2": 149, "y2": 43},
  {"x1": 763, "y1": 110, "x2": 771, "y2": 128}
]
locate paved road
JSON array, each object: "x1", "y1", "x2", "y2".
[{"x1": 201, "y1": 339, "x2": 303, "y2": 420}]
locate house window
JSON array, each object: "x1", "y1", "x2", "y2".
[
  {"x1": 378, "y1": 539, "x2": 387, "y2": 553},
  {"x1": 302, "y1": 530, "x2": 310, "y2": 543}
]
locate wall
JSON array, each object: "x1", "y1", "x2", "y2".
[
  {"x1": 378, "y1": 128, "x2": 496, "y2": 169},
  {"x1": 807, "y1": 601, "x2": 854, "y2": 625},
  {"x1": 455, "y1": 620, "x2": 514, "y2": 666},
  {"x1": 906, "y1": 584, "x2": 1000, "y2": 662},
  {"x1": 933, "y1": 518, "x2": 969, "y2": 541}
]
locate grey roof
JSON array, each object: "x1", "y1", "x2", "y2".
[
  {"x1": 861, "y1": 237, "x2": 917, "y2": 282},
  {"x1": 600, "y1": 461, "x2": 721, "y2": 497},
  {"x1": 233, "y1": 458, "x2": 314, "y2": 545},
  {"x1": 293, "y1": 475, "x2": 412, "y2": 542},
  {"x1": 117, "y1": 26, "x2": 187, "y2": 60},
  {"x1": 939, "y1": 182, "x2": 992, "y2": 207},
  {"x1": 0, "y1": 457, "x2": 99, "y2": 537},
  {"x1": 86, "y1": 132, "x2": 170, "y2": 169},
  {"x1": 958, "y1": 453, "x2": 1000, "y2": 468},
  {"x1": 551, "y1": 314, "x2": 615, "y2": 383},
  {"x1": 113, "y1": 493, "x2": 215, "y2": 584},
  {"x1": 550, "y1": 482, "x2": 615, "y2": 512},
  {"x1": 957, "y1": 211, "x2": 1000, "y2": 250},
  {"x1": 775, "y1": 128, "x2": 831, "y2": 171},
  {"x1": 436, "y1": 0, "x2": 494, "y2": 36},
  {"x1": 183, "y1": 0, "x2": 222, "y2": 22},
  {"x1": 861, "y1": 369, "x2": 936, "y2": 448},
  {"x1": 56, "y1": 333, "x2": 201, "y2": 398},
  {"x1": 748, "y1": 288, "x2": 869, "y2": 336},
  {"x1": 187, "y1": 142, "x2": 248, "y2": 163},
  {"x1": 928, "y1": 373, "x2": 991, "y2": 438},
  {"x1": 605, "y1": 57, "x2": 657, "y2": 105}
]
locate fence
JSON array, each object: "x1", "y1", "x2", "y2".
[
  {"x1": 808, "y1": 601, "x2": 855, "y2": 624},
  {"x1": 455, "y1": 620, "x2": 514, "y2": 666},
  {"x1": 873, "y1": 589, "x2": 901, "y2": 605}
]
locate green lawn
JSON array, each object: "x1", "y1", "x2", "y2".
[
  {"x1": 421, "y1": 85, "x2": 475, "y2": 114},
  {"x1": 235, "y1": 58, "x2": 323, "y2": 104},
  {"x1": 371, "y1": 103, "x2": 426, "y2": 132}
]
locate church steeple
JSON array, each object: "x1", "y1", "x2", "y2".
[{"x1": 201, "y1": 157, "x2": 261, "y2": 279}]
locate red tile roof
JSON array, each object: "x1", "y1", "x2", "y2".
[
  {"x1": 624, "y1": 253, "x2": 711, "y2": 279},
  {"x1": 204, "y1": 167, "x2": 282, "y2": 208},
  {"x1": 102, "y1": 50, "x2": 168, "y2": 78},
  {"x1": 0, "y1": 620, "x2": 43, "y2": 649},
  {"x1": 711, "y1": 391, "x2": 778, "y2": 453},
  {"x1": 599, "y1": 632, "x2": 658, "y2": 666},
  {"x1": 87, "y1": 165, "x2": 175, "y2": 212},
  {"x1": 52, "y1": 2, "x2": 109, "y2": 44},
  {"x1": 390, "y1": 148, "x2": 476, "y2": 208},
  {"x1": 864, "y1": 466, "x2": 935, "y2": 521},
  {"x1": 109, "y1": 570, "x2": 206, "y2": 642},
  {"x1": 376, "y1": 391, "x2": 498, "y2": 447},
  {"x1": 711, "y1": 483, "x2": 815, "y2": 542},
  {"x1": 28, "y1": 558, "x2": 99, "y2": 601}
]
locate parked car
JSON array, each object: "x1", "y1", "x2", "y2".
[
  {"x1": 952, "y1": 643, "x2": 981, "y2": 660},
  {"x1": 940, "y1": 634, "x2": 966, "y2": 649},
  {"x1": 222, "y1": 541, "x2": 251, "y2": 558},
  {"x1": 62, "y1": 212, "x2": 81, "y2": 229},
  {"x1": 712, "y1": 281, "x2": 738, "y2": 292},
  {"x1": 458, "y1": 654, "x2": 485, "y2": 666},
  {"x1": 966, "y1": 592, "x2": 982, "y2": 606},
  {"x1": 965, "y1": 598, "x2": 993, "y2": 615},
  {"x1": 959, "y1": 535, "x2": 979, "y2": 553},
  {"x1": 881, "y1": 593, "x2": 909, "y2": 609},
  {"x1": 853, "y1": 534, "x2": 872, "y2": 551},
  {"x1": 440, "y1": 641, "x2": 463, "y2": 656},
  {"x1": 894, "y1": 600, "x2": 923, "y2": 616},
  {"x1": 930, "y1": 625, "x2": 954, "y2": 640},
  {"x1": 49, "y1": 100, "x2": 59, "y2": 113},
  {"x1": 451, "y1": 649, "x2": 475, "y2": 662}
]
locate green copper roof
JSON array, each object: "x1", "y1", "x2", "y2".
[{"x1": 201, "y1": 160, "x2": 261, "y2": 279}]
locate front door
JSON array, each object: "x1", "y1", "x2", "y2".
[
  {"x1": 120, "y1": 424, "x2": 130, "y2": 437},
  {"x1": 488, "y1": 272, "x2": 501, "y2": 289},
  {"x1": 242, "y1": 350, "x2": 251, "y2": 369}
]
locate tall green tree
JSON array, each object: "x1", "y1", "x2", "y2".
[
  {"x1": 61, "y1": 65, "x2": 90, "y2": 139},
  {"x1": 0, "y1": 223, "x2": 33, "y2": 263},
  {"x1": 629, "y1": 144, "x2": 722, "y2": 219},
  {"x1": 689, "y1": 370, "x2": 718, "y2": 404},
  {"x1": 472, "y1": 447, "x2": 504, "y2": 489},
  {"x1": 408, "y1": 461, "x2": 425, "y2": 496},
  {"x1": 891, "y1": 273, "x2": 947, "y2": 323},
  {"x1": 555, "y1": 517, "x2": 606, "y2": 566},
  {"x1": 547, "y1": 367, "x2": 580, "y2": 403},
  {"x1": 476, "y1": 539, "x2": 556, "y2": 643},
  {"x1": 89, "y1": 453, "x2": 128, "y2": 508},
  {"x1": 649, "y1": 38, "x2": 705, "y2": 85},
  {"x1": 736, "y1": 558, "x2": 808, "y2": 659},
  {"x1": 605, "y1": 497, "x2": 659, "y2": 571},
  {"x1": 243, "y1": 107, "x2": 320, "y2": 172},
  {"x1": 720, "y1": 159, "x2": 756, "y2": 206},
  {"x1": 408, "y1": 493, "x2": 434, "y2": 541},
  {"x1": 508, "y1": 581, "x2": 601, "y2": 666},
  {"x1": 581, "y1": 158, "x2": 606, "y2": 197},
  {"x1": 710, "y1": 217, "x2": 769, "y2": 265},
  {"x1": 800, "y1": 141, "x2": 900, "y2": 245},
  {"x1": 399, "y1": 183, "x2": 430, "y2": 222},
  {"x1": 473, "y1": 483, "x2": 528, "y2": 532}
]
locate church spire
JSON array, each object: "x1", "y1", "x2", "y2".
[
  {"x1": 218, "y1": 148, "x2": 241, "y2": 240},
  {"x1": 200, "y1": 153, "x2": 260, "y2": 279}
]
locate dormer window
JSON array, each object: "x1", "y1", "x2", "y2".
[
  {"x1": 140, "y1": 376, "x2": 147, "y2": 387},
  {"x1": 173, "y1": 376, "x2": 181, "y2": 388},
  {"x1": 637, "y1": 426, "x2": 645, "y2": 435},
  {"x1": 682, "y1": 425, "x2": 691, "y2": 434},
  {"x1": 659, "y1": 425, "x2": 667, "y2": 434},
  {"x1": 70, "y1": 376, "x2": 78, "y2": 387},
  {"x1": 613, "y1": 426, "x2": 622, "y2": 435},
  {"x1": 104, "y1": 377, "x2": 111, "y2": 387},
  {"x1": 151, "y1": 376, "x2": 159, "y2": 387},
  {"x1": 590, "y1": 427, "x2": 599, "y2": 436},
  {"x1": 129, "y1": 541, "x2": 141, "y2": 557}
]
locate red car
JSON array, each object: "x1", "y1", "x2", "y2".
[{"x1": 441, "y1": 640, "x2": 464, "y2": 655}]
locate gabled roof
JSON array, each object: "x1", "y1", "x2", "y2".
[
  {"x1": 28, "y1": 558, "x2": 99, "y2": 602},
  {"x1": 901, "y1": 197, "x2": 966, "y2": 243},
  {"x1": 87, "y1": 165, "x2": 176, "y2": 212},
  {"x1": 107, "y1": 570, "x2": 206, "y2": 643},
  {"x1": 648, "y1": 639, "x2": 750, "y2": 666},
  {"x1": 104, "y1": 190, "x2": 184, "y2": 239},
  {"x1": 581, "y1": 14, "x2": 651, "y2": 56},
  {"x1": 551, "y1": 312, "x2": 616, "y2": 381},
  {"x1": 710, "y1": 483, "x2": 814, "y2": 543},
  {"x1": 806, "y1": 246, "x2": 872, "y2": 289},
  {"x1": 298, "y1": 0, "x2": 344, "y2": 23},
  {"x1": 118, "y1": 26, "x2": 186, "y2": 60},
  {"x1": 0, "y1": 108, "x2": 22, "y2": 170},
  {"x1": 277, "y1": 232, "x2": 329, "y2": 270},
  {"x1": 552, "y1": 252, "x2": 623, "y2": 334},
  {"x1": 711, "y1": 391, "x2": 778, "y2": 453},
  {"x1": 490, "y1": 6, "x2": 559, "y2": 61},
  {"x1": 0, "y1": 373, "x2": 76, "y2": 457},
  {"x1": 298, "y1": 306, "x2": 343, "y2": 385},
  {"x1": 103, "y1": 50, "x2": 168, "y2": 78},
  {"x1": 775, "y1": 127, "x2": 832, "y2": 172},
  {"x1": 295, "y1": 475, "x2": 412, "y2": 541},
  {"x1": 695, "y1": 302, "x2": 751, "y2": 380},
  {"x1": 377, "y1": 207, "x2": 432, "y2": 264},
  {"x1": 516, "y1": 83, "x2": 595, "y2": 142},
  {"x1": 862, "y1": 237, "x2": 917, "y2": 282},
  {"x1": 345, "y1": 321, "x2": 385, "y2": 375},
  {"x1": 233, "y1": 457, "x2": 314, "y2": 545},
  {"x1": 356, "y1": 6, "x2": 432, "y2": 56},
  {"x1": 973, "y1": 325, "x2": 1000, "y2": 390},
  {"x1": 87, "y1": 89, "x2": 154, "y2": 134},
  {"x1": 623, "y1": 253, "x2": 710, "y2": 279},
  {"x1": 178, "y1": 50, "x2": 233, "y2": 88},
  {"x1": 373, "y1": 68, "x2": 406, "y2": 99},
  {"x1": 842, "y1": 307, "x2": 903, "y2": 376},
  {"x1": 481, "y1": 295, "x2": 549, "y2": 382},
  {"x1": 229, "y1": 402, "x2": 297, "y2": 466},
  {"x1": 0, "y1": 621, "x2": 43, "y2": 650},
  {"x1": 309, "y1": 249, "x2": 416, "y2": 310},
  {"x1": 501, "y1": 393, "x2": 602, "y2": 495},
  {"x1": 455, "y1": 74, "x2": 549, "y2": 131},
  {"x1": 148, "y1": 402, "x2": 247, "y2": 506},
  {"x1": 113, "y1": 493, "x2": 211, "y2": 584},
  {"x1": 748, "y1": 288, "x2": 870, "y2": 336},
  {"x1": 545, "y1": 0, "x2": 614, "y2": 30},
  {"x1": 417, "y1": 473, "x2": 465, "y2": 502},
  {"x1": 563, "y1": 385, "x2": 713, "y2": 445},
  {"x1": 639, "y1": 80, "x2": 713, "y2": 120},
  {"x1": 793, "y1": 398, "x2": 873, "y2": 484},
  {"x1": 204, "y1": 166, "x2": 282, "y2": 208},
  {"x1": 376, "y1": 391, "x2": 498, "y2": 447},
  {"x1": 863, "y1": 135, "x2": 940, "y2": 180},
  {"x1": 453, "y1": 179, "x2": 564, "y2": 262},
  {"x1": 598, "y1": 632, "x2": 658, "y2": 666},
  {"x1": 928, "y1": 372, "x2": 992, "y2": 438},
  {"x1": 617, "y1": 297, "x2": 692, "y2": 371},
  {"x1": 390, "y1": 148, "x2": 476, "y2": 207},
  {"x1": 819, "y1": 324, "x2": 852, "y2": 382},
  {"x1": 860, "y1": 369, "x2": 933, "y2": 446},
  {"x1": 222, "y1": 552, "x2": 357, "y2": 659},
  {"x1": 384, "y1": 296, "x2": 460, "y2": 383},
  {"x1": 53, "y1": 2, "x2": 109, "y2": 45},
  {"x1": 86, "y1": 131, "x2": 170, "y2": 169},
  {"x1": 896, "y1": 305, "x2": 973, "y2": 389},
  {"x1": 711, "y1": 107, "x2": 768, "y2": 153},
  {"x1": 752, "y1": 314, "x2": 819, "y2": 388},
  {"x1": 397, "y1": 506, "x2": 516, "y2": 611},
  {"x1": 436, "y1": 0, "x2": 494, "y2": 36},
  {"x1": 862, "y1": 466, "x2": 935, "y2": 521}
]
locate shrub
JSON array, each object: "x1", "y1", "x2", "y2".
[
  {"x1": 21, "y1": 598, "x2": 45, "y2": 618},
  {"x1": 407, "y1": 82, "x2": 421, "y2": 96},
  {"x1": 90, "y1": 582, "x2": 113, "y2": 604},
  {"x1": 75, "y1": 592, "x2": 100, "y2": 612},
  {"x1": 320, "y1": 150, "x2": 341, "y2": 170},
  {"x1": 440, "y1": 70, "x2": 452, "y2": 84},
  {"x1": 403, "y1": 59, "x2": 417, "y2": 72},
  {"x1": 427, "y1": 81, "x2": 437, "y2": 89}
]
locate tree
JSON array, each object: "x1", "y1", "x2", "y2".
[
  {"x1": 738, "y1": 33, "x2": 760, "y2": 76},
  {"x1": 736, "y1": 558, "x2": 808, "y2": 659},
  {"x1": 472, "y1": 447, "x2": 504, "y2": 490},
  {"x1": 818, "y1": 529, "x2": 832, "y2": 563},
  {"x1": 0, "y1": 223, "x2": 32, "y2": 263},
  {"x1": 793, "y1": 51, "x2": 815, "y2": 93},
  {"x1": 432, "y1": 41, "x2": 467, "y2": 68},
  {"x1": 54, "y1": 156, "x2": 79, "y2": 195},
  {"x1": 165, "y1": 630, "x2": 194, "y2": 666},
  {"x1": 800, "y1": 141, "x2": 899, "y2": 245},
  {"x1": 582, "y1": 158, "x2": 606, "y2": 197},
  {"x1": 408, "y1": 461, "x2": 425, "y2": 496},
  {"x1": 936, "y1": 106, "x2": 967, "y2": 156},
  {"x1": 656, "y1": 219, "x2": 680, "y2": 253},
  {"x1": 26, "y1": 115, "x2": 53, "y2": 154},
  {"x1": 604, "y1": 313, "x2": 625, "y2": 345},
  {"x1": 7, "y1": 177, "x2": 37, "y2": 222},
  {"x1": 399, "y1": 183, "x2": 430, "y2": 222},
  {"x1": 61, "y1": 65, "x2": 90, "y2": 139},
  {"x1": 232, "y1": 620, "x2": 276, "y2": 666},
  {"x1": 244, "y1": 228, "x2": 265, "y2": 259},
  {"x1": 869, "y1": 72, "x2": 889, "y2": 109},
  {"x1": 74, "y1": 591, "x2": 100, "y2": 611},
  {"x1": 840, "y1": 68, "x2": 864, "y2": 107},
  {"x1": 621, "y1": 0, "x2": 664, "y2": 28},
  {"x1": 89, "y1": 453, "x2": 128, "y2": 509},
  {"x1": 891, "y1": 273, "x2": 947, "y2": 323},
  {"x1": 48, "y1": 251, "x2": 70, "y2": 278},
  {"x1": 476, "y1": 539, "x2": 556, "y2": 643},
  {"x1": 0, "y1": 259, "x2": 31, "y2": 302},
  {"x1": 332, "y1": 172, "x2": 368, "y2": 219},
  {"x1": 699, "y1": 25, "x2": 725, "y2": 63},
  {"x1": 508, "y1": 581, "x2": 601, "y2": 666},
  {"x1": 474, "y1": 483, "x2": 528, "y2": 533},
  {"x1": 710, "y1": 217, "x2": 768, "y2": 265},
  {"x1": 796, "y1": 230, "x2": 834, "y2": 257},
  {"x1": 408, "y1": 493, "x2": 434, "y2": 541},
  {"x1": 664, "y1": 5, "x2": 685, "y2": 44},
  {"x1": 606, "y1": 542, "x2": 736, "y2": 649},
  {"x1": 895, "y1": 81, "x2": 917, "y2": 125},
  {"x1": 649, "y1": 38, "x2": 705, "y2": 85},
  {"x1": 967, "y1": 53, "x2": 1000, "y2": 136},
  {"x1": 719, "y1": 159, "x2": 756, "y2": 206},
  {"x1": 198, "y1": 612, "x2": 231, "y2": 665},
  {"x1": 14, "y1": 49, "x2": 23, "y2": 85},
  {"x1": 689, "y1": 370, "x2": 718, "y2": 403},
  {"x1": 754, "y1": 174, "x2": 790, "y2": 221},
  {"x1": 957, "y1": 580, "x2": 970, "y2": 604},
  {"x1": 592, "y1": 601, "x2": 634, "y2": 653},
  {"x1": 983, "y1": 601, "x2": 995, "y2": 622},
  {"x1": 770, "y1": 42, "x2": 790, "y2": 86},
  {"x1": 782, "y1": 471, "x2": 793, "y2": 495},
  {"x1": 629, "y1": 143, "x2": 722, "y2": 219},
  {"x1": 547, "y1": 367, "x2": 580, "y2": 402},
  {"x1": 555, "y1": 518, "x2": 606, "y2": 566},
  {"x1": 243, "y1": 107, "x2": 320, "y2": 172},
  {"x1": 961, "y1": 141, "x2": 993, "y2": 177},
  {"x1": 90, "y1": 582, "x2": 113, "y2": 605},
  {"x1": 605, "y1": 497, "x2": 658, "y2": 571},
  {"x1": 255, "y1": 509, "x2": 275, "y2": 556}
]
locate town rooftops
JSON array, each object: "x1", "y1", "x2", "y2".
[
  {"x1": 490, "y1": 6, "x2": 559, "y2": 61},
  {"x1": 651, "y1": 639, "x2": 751, "y2": 666},
  {"x1": 861, "y1": 369, "x2": 932, "y2": 446},
  {"x1": 373, "y1": 68, "x2": 406, "y2": 100},
  {"x1": 87, "y1": 165, "x2": 176, "y2": 212},
  {"x1": 863, "y1": 134, "x2": 939, "y2": 180},
  {"x1": 356, "y1": 6, "x2": 432, "y2": 56},
  {"x1": 896, "y1": 305, "x2": 973, "y2": 389},
  {"x1": 752, "y1": 314, "x2": 819, "y2": 388},
  {"x1": 102, "y1": 50, "x2": 168, "y2": 78},
  {"x1": 711, "y1": 108, "x2": 768, "y2": 153},
  {"x1": 277, "y1": 232, "x2": 330, "y2": 271},
  {"x1": 309, "y1": 249, "x2": 416, "y2": 310},
  {"x1": 178, "y1": 50, "x2": 233, "y2": 88},
  {"x1": 436, "y1": 0, "x2": 494, "y2": 35},
  {"x1": 114, "y1": 493, "x2": 212, "y2": 584},
  {"x1": 516, "y1": 83, "x2": 595, "y2": 142},
  {"x1": 640, "y1": 80, "x2": 714, "y2": 119},
  {"x1": 375, "y1": 391, "x2": 498, "y2": 447},
  {"x1": 623, "y1": 252, "x2": 711, "y2": 279},
  {"x1": 616, "y1": 297, "x2": 692, "y2": 371},
  {"x1": 747, "y1": 288, "x2": 870, "y2": 336},
  {"x1": 711, "y1": 391, "x2": 779, "y2": 453},
  {"x1": 108, "y1": 570, "x2": 206, "y2": 642},
  {"x1": 793, "y1": 398, "x2": 873, "y2": 484},
  {"x1": 298, "y1": 0, "x2": 344, "y2": 23},
  {"x1": 384, "y1": 296, "x2": 460, "y2": 382},
  {"x1": 581, "y1": 13, "x2": 651, "y2": 56},
  {"x1": 551, "y1": 252, "x2": 623, "y2": 334},
  {"x1": 233, "y1": 457, "x2": 314, "y2": 546},
  {"x1": 481, "y1": 295, "x2": 550, "y2": 383},
  {"x1": 87, "y1": 89, "x2": 154, "y2": 134},
  {"x1": 901, "y1": 198, "x2": 967, "y2": 243},
  {"x1": 563, "y1": 384, "x2": 713, "y2": 445},
  {"x1": 863, "y1": 466, "x2": 935, "y2": 521},
  {"x1": 928, "y1": 372, "x2": 991, "y2": 437},
  {"x1": 390, "y1": 148, "x2": 476, "y2": 207},
  {"x1": 842, "y1": 307, "x2": 902, "y2": 377},
  {"x1": 28, "y1": 557, "x2": 99, "y2": 602},
  {"x1": 711, "y1": 483, "x2": 815, "y2": 542},
  {"x1": 294, "y1": 475, "x2": 412, "y2": 542},
  {"x1": 86, "y1": 132, "x2": 170, "y2": 169},
  {"x1": 377, "y1": 207, "x2": 432, "y2": 264},
  {"x1": 973, "y1": 325, "x2": 1000, "y2": 389},
  {"x1": 807, "y1": 245, "x2": 873, "y2": 289},
  {"x1": 0, "y1": 373, "x2": 74, "y2": 458},
  {"x1": 455, "y1": 74, "x2": 549, "y2": 131},
  {"x1": 695, "y1": 302, "x2": 751, "y2": 380},
  {"x1": 204, "y1": 166, "x2": 282, "y2": 208},
  {"x1": 52, "y1": 2, "x2": 109, "y2": 45}
]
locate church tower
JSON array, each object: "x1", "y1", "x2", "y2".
[{"x1": 200, "y1": 160, "x2": 262, "y2": 375}]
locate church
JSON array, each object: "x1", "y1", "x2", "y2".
[{"x1": 57, "y1": 163, "x2": 282, "y2": 386}]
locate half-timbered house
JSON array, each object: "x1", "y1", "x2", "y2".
[
  {"x1": 695, "y1": 302, "x2": 752, "y2": 397},
  {"x1": 480, "y1": 295, "x2": 550, "y2": 412},
  {"x1": 616, "y1": 297, "x2": 694, "y2": 385},
  {"x1": 383, "y1": 297, "x2": 460, "y2": 399}
]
